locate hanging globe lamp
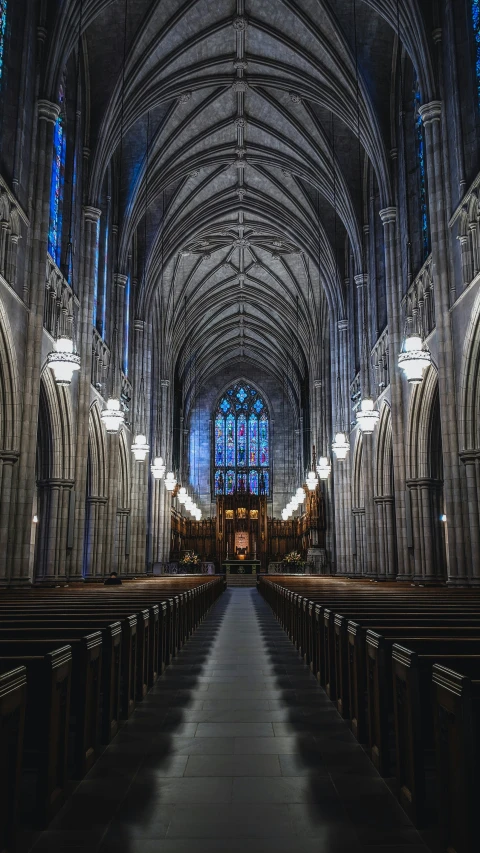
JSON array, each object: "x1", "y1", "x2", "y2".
[
  {"x1": 332, "y1": 431, "x2": 349, "y2": 460},
  {"x1": 101, "y1": 397, "x2": 125, "y2": 434},
  {"x1": 356, "y1": 398, "x2": 380, "y2": 434},
  {"x1": 317, "y1": 456, "x2": 331, "y2": 480},
  {"x1": 131, "y1": 434, "x2": 149, "y2": 462},
  {"x1": 151, "y1": 456, "x2": 166, "y2": 479},
  {"x1": 47, "y1": 336, "x2": 81, "y2": 386},
  {"x1": 398, "y1": 335, "x2": 431, "y2": 384}
]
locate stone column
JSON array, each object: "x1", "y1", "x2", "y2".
[
  {"x1": 418, "y1": 101, "x2": 469, "y2": 583},
  {"x1": 460, "y1": 451, "x2": 480, "y2": 585},
  {"x1": 70, "y1": 206, "x2": 102, "y2": 578},
  {"x1": 0, "y1": 453, "x2": 19, "y2": 583},
  {"x1": 11, "y1": 100, "x2": 60, "y2": 583},
  {"x1": 379, "y1": 207, "x2": 408, "y2": 579}
]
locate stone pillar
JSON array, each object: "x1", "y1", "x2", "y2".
[
  {"x1": 332, "y1": 319, "x2": 353, "y2": 574},
  {"x1": 70, "y1": 206, "x2": 102, "y2": 578},
  {"x1": 11, "y1": 100, "x2": 60, "y2": 582},
  {"x1": 418, "y1": 101, "x2": 469, "y2": 583},
  {"x1": 379, "y1": 207, "x2": 408, "y2": 579},
  {"x1": 460, "y1": 452, "x2": 480, "y2": 585},
  {"x1": 130, "y1": 318, "x2": 148, "y2": 575},
  {"x1": 0, "y1": 453, "x2": 19, "y2": 583}
]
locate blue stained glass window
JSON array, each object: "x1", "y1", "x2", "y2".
[
  {"x1": 473, "y1": 1, "x2": 480, "y2": 109},
  {"x1": 237, "y1": 472, "x2": 247, "y2": 493},
  {"x1": 48, "y1": 83, "x2": 66, "y2": 265},
  {"x1": 226, "y1": 414, "x2": 236, "y2": 465},
  {"x1": 225, "y1": 470, "x2": 235, "y2": 495},
  {"x1": 237, "y1": 414, "x2": 247, "y2": 466},
  {"x1": 215, "y1": 416, "x2": 225, "y2": 466},
  {"x1": 414, "y1": 77, "x2": 430, "y2": 260},
  {"x1": 249, "y1": 414, "x2": 258, "y2": 466},
  {"x1": 213, "y1": 383, "x2": 270, "y2": 496},
  {"x1": 0, "y1": 1, "x2": 7, "y2": 83},
  {"x1": 259, "y1": 415, "x2": 269, "y2": 466}
]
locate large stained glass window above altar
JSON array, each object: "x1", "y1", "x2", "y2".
[{"x1": 214, "y1": 384, "x2": 269, "y2": 495}]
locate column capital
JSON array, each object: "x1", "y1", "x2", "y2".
[
  {"x1": 134, "y1": 318, "x2": 145, "y2": 332},
  {"x1": 37, "y1": 99, "x2": 60, "y2": 124},
  {"x1": 379, "y1": 206, "x2": 397, "y2": 225},
  {"x1": 314, "y1": 379, "x2": 322, "y2": 389},
  {"x1": 83, "y1": 205, "x2": 101, "y2": 224},
  {"x1": 114, "y1": 273, "x2": 128, "y2": 288},
  {"x1": 354, "y1": 273, "x2": 368, "y2": 289},
  {"x1": 418, "y1": 100, "x2": 442, "y2": 126},
  {"x1": 337, "y1": 318, "x2": 348, "y2": 332},
  {"x1": 160, "y1": 379, "x2": 170, "y2": 387}
]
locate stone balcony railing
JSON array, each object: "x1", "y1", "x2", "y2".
[
  {"x1": 44, "y1": 254, "x2": 79, "y2": 338},
  {"x1": 402, "y1": 254, "x2": 435, "y2": 339},
  {"x1": 371, "y1": 326, "x2": 389, "y2": 396},
  {"x1": 91, "y1": 327, "x2": 110, "y2": 392}
]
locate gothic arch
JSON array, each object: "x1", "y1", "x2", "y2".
[
  {"x1": 375, "y1": 402, "x2": 393, "y2": 498},
  {"x1": 0, "y1": 296, "x2": 20, "y2": 452},
  {"x1": 118, "y1": 430, "x2": 131, "y2": 511},
  {"x1": 406, "y1": 364, "x2": 439, "y2": 480},
  {"x1": 459, "y1": 288, "x2": 480, "y2": 451},
  {"x1": 87, "y1": 400, "x2": 107, "y2": 498},
  {"x1": 352, "y1": 431, "x2": 364, "y2": 511}
]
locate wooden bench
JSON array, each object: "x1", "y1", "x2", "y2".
[{"x1": 0, "y1": 666, "x2": 26, "y2": 853}]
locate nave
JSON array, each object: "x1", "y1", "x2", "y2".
[{"x1": 23, "y1": 588, "x2": 428, "y2": 853}]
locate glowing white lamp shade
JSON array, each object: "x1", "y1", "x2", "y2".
[
  {"x1": 398, "y1": 335, "x2": 431, "y2": 384},
  {"x1": 296, "y1": 487, "x2": 306, "y2": 503},
  {"x1": 317, "y1": 456, "x2": 331, "y2": 480},
  {"x1": 131, "y1": 434, "x2": 149, "y2": 462},
  {"x1": 332, "y1": 431, "x2": 349, "y2": 460},
  {"x1": 306, "y1": 470, "x2": 318, "y2": 490},
  {"x1": 101, "y1": 397, "x2": 125, "y2": 434},
  {"x1": 151, "y1": 456, "x2": 166, "y2": 479},
  {"x1": 165, "y1": 472, "x2": 177, "y2": 491},
  {"x1": 356, "y1": 398, "x2": 380, "y2": 434},
  {"x1": 177, "y1": 487, "x2": 187, "y2": 504},
  {"x1": 47, "y1": 336, "x2": 81, "y2": 386}
]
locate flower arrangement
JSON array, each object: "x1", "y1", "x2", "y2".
[
  {"x1": 179, "y1": 552, "x2": 200, "y2": 567},
  {"x1": 283, "y1": 551, "x2": 306, "y2": 566}
]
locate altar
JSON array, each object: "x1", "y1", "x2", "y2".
[{"x1": 222, "y1": 559, "x2": 261, "y2": 575}]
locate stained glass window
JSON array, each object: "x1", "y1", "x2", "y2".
[
  {"x1": 473, "y1": 1, "x2": 480, "y2": 109},
  {"x1": 414, "y1": 76, "x2": 430, "y2": 260},
  {"x1": 48, "y1": 82, "x2": 66, "y2": 265},
  {"x1": 259, "y1": 415, "x2": 269, "y2": 466},
  {"x1": 237, "y1": 414, "x2": 247, "y2": 466},
  {"x1": 226, "y1": 414, "x2": 235, "y2": 465},
  {"x1": 215, "y1": 416, "x2": 225, "y2": 466},
  {"x1": 0, "y1": 1, "x2": 7, "y2": 83},
  {"x1": 249, "y1": 470, "x2": 259, "y2": 495},
  {"x1": 249, "y1": 414, "x2": 258, "y2": 465},
  {"x1": 213, "y1": 383, "x2": 270, "y2": 495},
  {"x1": 225, "y1": 470, "x2": 235, "y2": 495}
]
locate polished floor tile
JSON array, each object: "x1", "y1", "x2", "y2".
[{"x1": 22, "y1": 588, "x2": 430, "y2": 853}]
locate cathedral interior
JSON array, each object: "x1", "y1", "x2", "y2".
[{"x1": 1, "y1": 1, "x2": 480, "y2": 852}]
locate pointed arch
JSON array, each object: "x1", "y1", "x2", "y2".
[
  {"x1": 88, "y1": 400, "x2": 107, "y2": 498},
  {"x1": 460, "y1": 287, "x2": 480, "y2": 452},
  {"x1": 407, "y1": 364, "x2": 439, "y2": 480},
  {"x1": 375, "y1": 402, "x2": 393, "y2": 498},
  {"x1": 0, "y1": 295, "x2": 19, "y2": 452}
]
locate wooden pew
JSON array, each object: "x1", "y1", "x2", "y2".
[
  {"x1": 432, "y1": 663, "x2": 480, "y2": 853},
  {"x1": 0, "y1": 666, "x2": 26, "y2": 853},
  {"x1": 0, "y1": 646, "x2": 72, "y2": 828},
  {"x1": 0, "y1": 634, "x2": 102, "y2": 779}
]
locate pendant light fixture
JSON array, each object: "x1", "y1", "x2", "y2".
[
  {"x1": 317, "y1": 455, "x2": 331, "y2": 480},
  {"x1": 47, "y1": 0, "x2": 83, "y2": 387},
  {"x1": 352, "y1": 0, "x2": 379, "y2": 435},
  {"x1": 151, "y1": 456, "x2": 166, "y2": 479},
  {"x1": 165, "y1": 471, "x2": 177, "y2": 491},
  {"x1": 131, "y1": 114, "x2": 152, "y2": 461},
  {"x1": 102, "y1": 0, "x2": 128, "y2": 435}
]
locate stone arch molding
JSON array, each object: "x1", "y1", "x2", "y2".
[
  {"x1": 0, "y1": 296, "x2": 20, "y2": 453},
  {"x1": 375, "y1": 402, "x2": 393, "y2": 498},
  {"x1": 38, "y1": 368, "x2": 75, "y2": 481},
  {"x1": 460, "y1": 288, "x2": 480, "y2": 452},
  {"x1": 88, "y1": 400, "x2": 107, "y2": 499},
  {"x1": 406, "y1": 364, "x2": 439, "y2": 481}
]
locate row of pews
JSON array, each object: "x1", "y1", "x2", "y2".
[
  {"x1": 0, "y1": 575, "x2": 224, "y2": 852},
  {"x1": 258, "y1": 575, "x2": 480, "y2": 853}
]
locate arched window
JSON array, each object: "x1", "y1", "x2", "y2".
[
  {"x1": 413, "y1": 76, "x2": 430, "y2": 260},
  {"x1": 473, "y1": 1, "x2": 480, "y2": 109},
  {"x1": 0, "y1": 1, "x2": 7, "y2": 83},
  {"x1": 48, "y1": 81, "x2": 66, "y2": 265},
  {"x1": 214, "y1": 383, "x2": 270, "y2": 495}
]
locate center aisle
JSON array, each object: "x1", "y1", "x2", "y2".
[{"x1": 30, "y1": 589, "x2": 430, "y2": 853}]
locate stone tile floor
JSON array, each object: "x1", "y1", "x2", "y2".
[{"x1": 21, "y1": 588, "x2": 431, "y2": 853}]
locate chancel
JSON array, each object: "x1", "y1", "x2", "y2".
[{"x1": 0, "y1": 1, "x2": 480, "y2": 852}]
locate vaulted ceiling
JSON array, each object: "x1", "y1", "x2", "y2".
[{"x1": 47, "y1": 0, "x2": 435, "y2": 409}]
